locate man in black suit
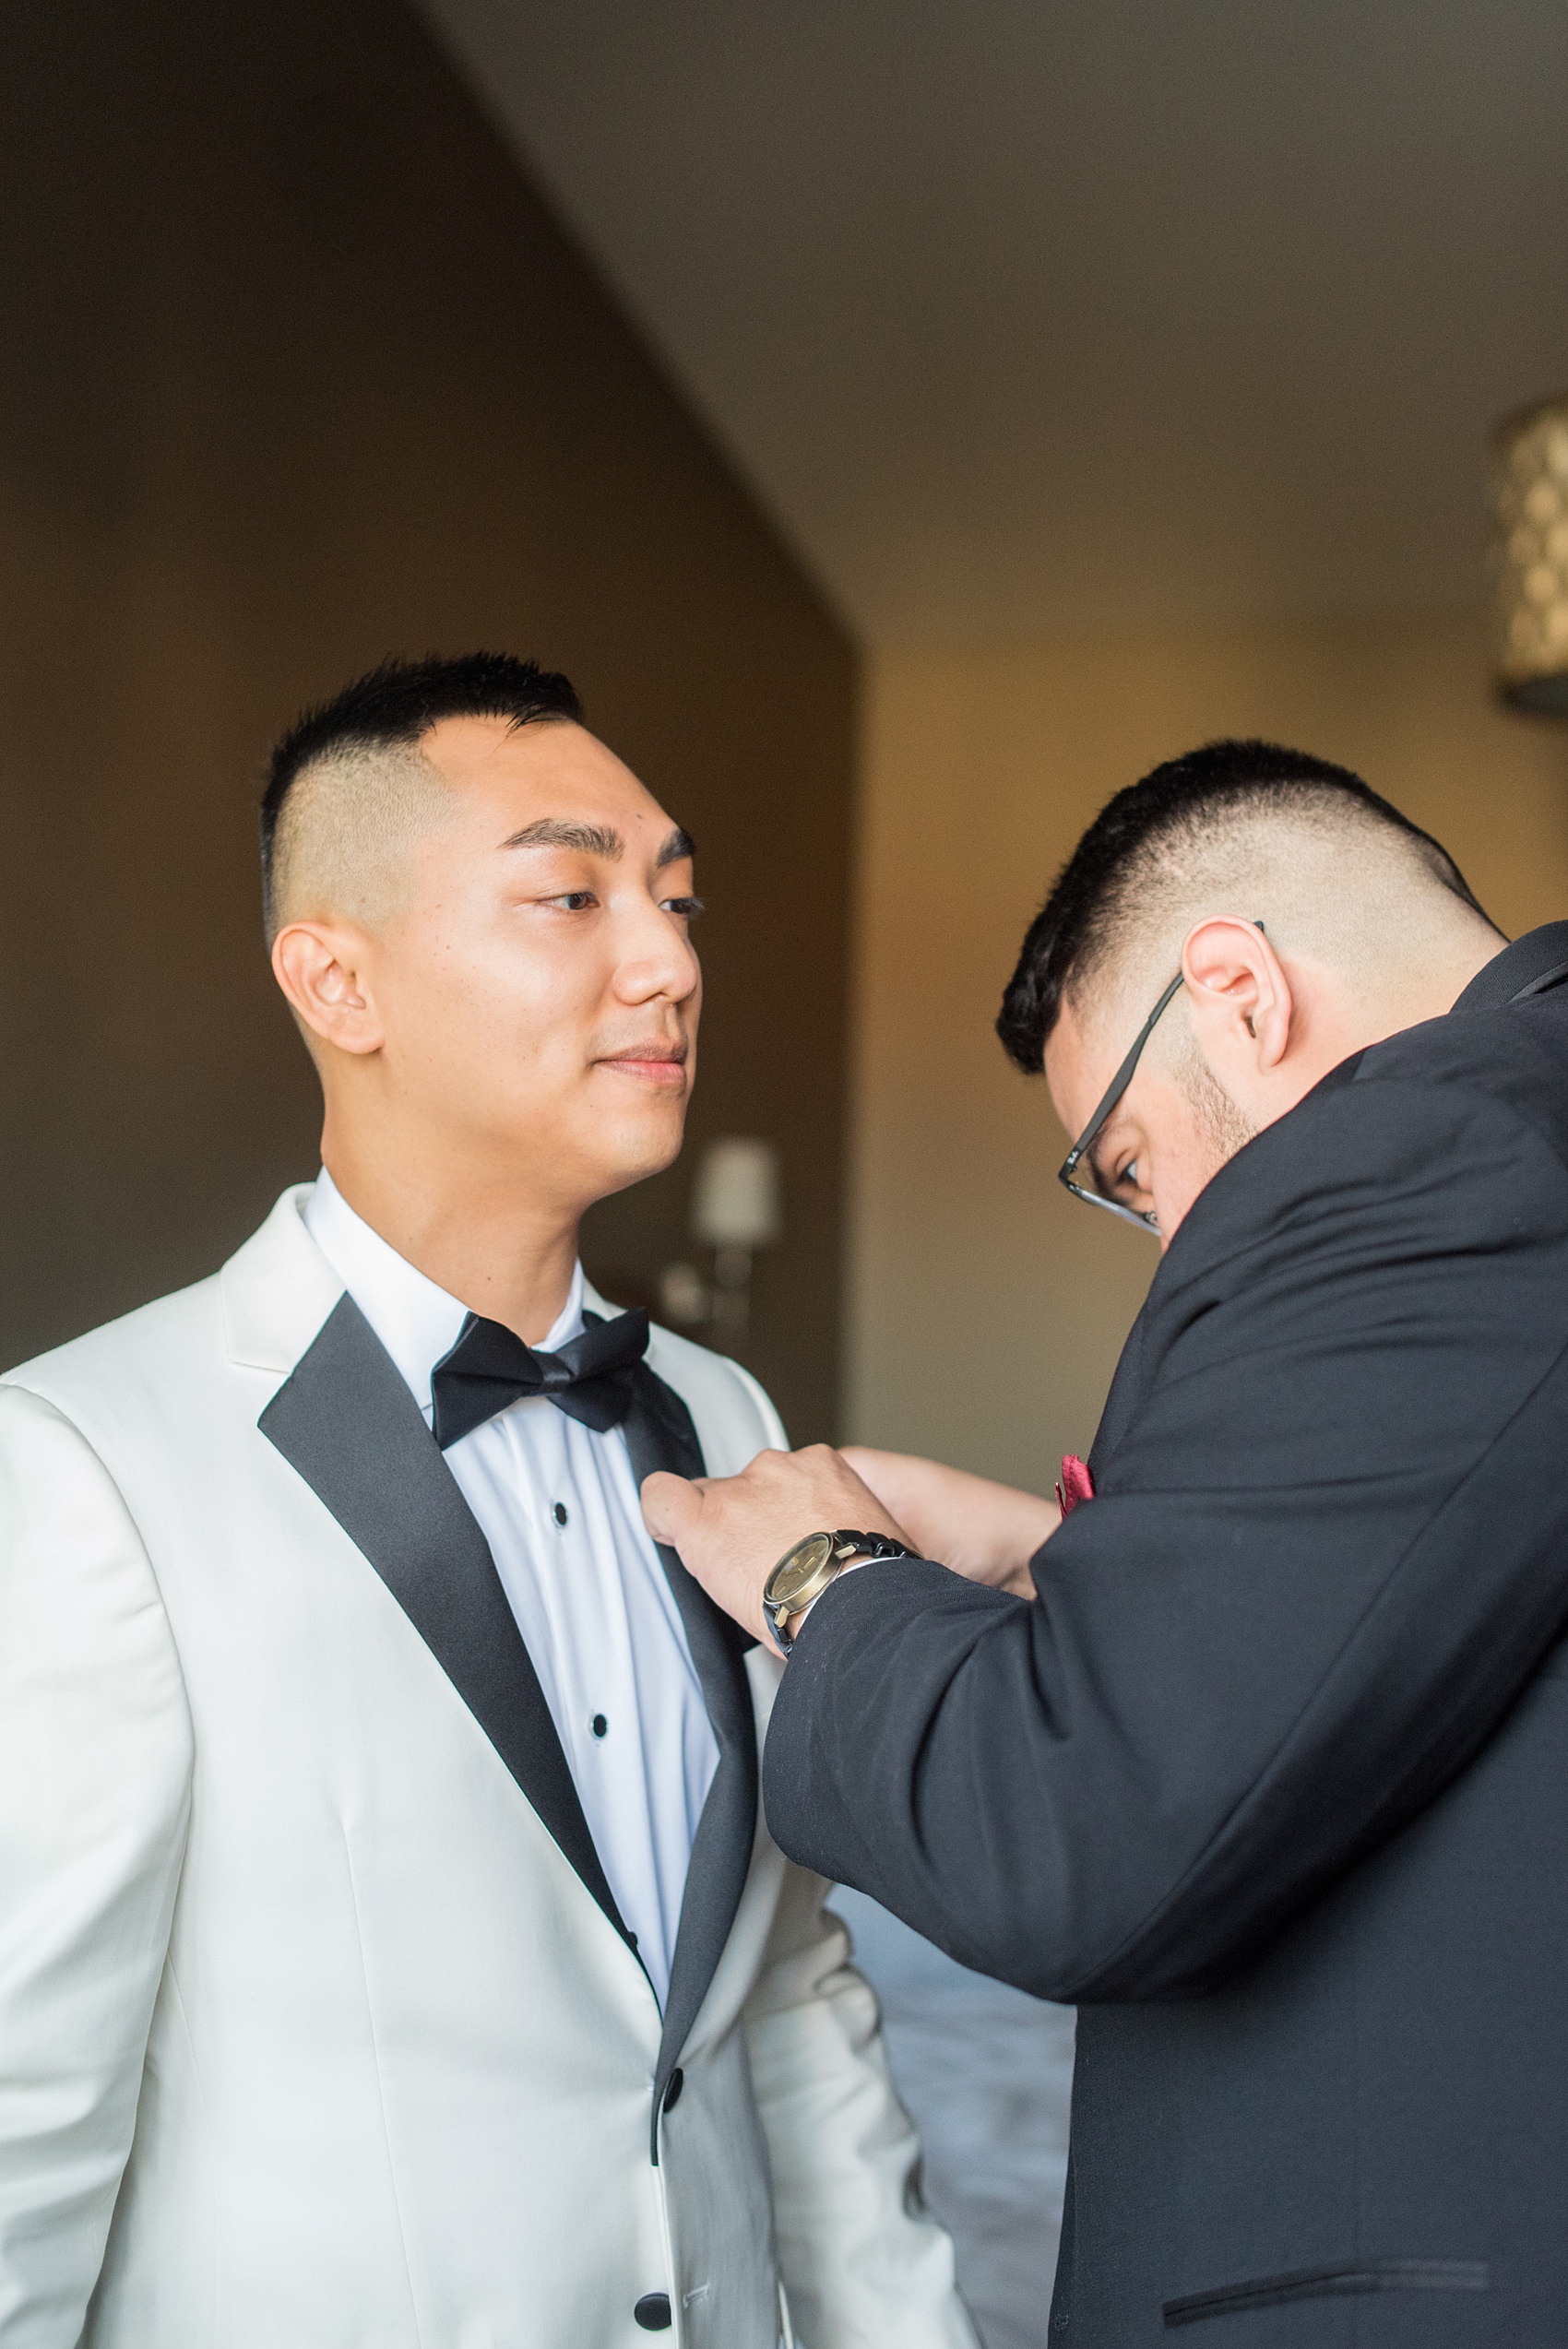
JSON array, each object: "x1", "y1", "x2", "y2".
[{"x1": 644, "y1": 739, "x2": 1568, "y2": 2344}]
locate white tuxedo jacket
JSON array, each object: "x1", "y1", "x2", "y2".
[{"x1": 0, "y1": 1189, "x2": 975, "y2": 2349}]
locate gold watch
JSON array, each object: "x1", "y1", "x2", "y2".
[{"x1": 763, "y1": 1529, "x2": 913, "y2": 1655}]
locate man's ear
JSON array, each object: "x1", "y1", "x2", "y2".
[
  {"x1": 270, "y1": 920, "x2": 384, "y2": 1058},
  {"x1": 1181, "y1": 916, "x2": 1293, "y2": 1076}
]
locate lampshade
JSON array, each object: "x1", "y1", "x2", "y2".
[
  {"x1": 1491, "y1": 391, "x2": 1568, "y2": 715},
  {"x1": 690, "y1": 1136, "x2": 782, "y2": 1251}
]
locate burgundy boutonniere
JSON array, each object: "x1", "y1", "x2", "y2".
[{"x1": 1056, "y1": 1454, "x2": 1095, "y2": 1517}]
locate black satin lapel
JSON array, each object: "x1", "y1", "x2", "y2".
[
  {"x1": 259, "y1": 1294, "x2": 628, "y2": 1947},
  {"x1": 622, "y1": 1361, "x2": 759, "y2": 2118}
]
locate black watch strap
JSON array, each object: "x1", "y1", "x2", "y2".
[{"x1": 831, "y1": 1529, "x2": 916, "y2": 1563}]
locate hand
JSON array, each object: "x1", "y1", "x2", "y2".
[
  {"x1": 839, "y1": 1447, "x2": 1058, "y2": 1600},
  {"x1": 641, "y1": 1444, "x2": 910, "y2": 1655}
]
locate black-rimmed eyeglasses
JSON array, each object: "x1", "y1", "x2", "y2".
[{"x1": 1057, "y1": 921, "x2": 1264, "y2": 1234}]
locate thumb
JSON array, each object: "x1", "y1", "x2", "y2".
[{"x1": 641, "y1": 1468, "x2": 701, "y2": 1548}]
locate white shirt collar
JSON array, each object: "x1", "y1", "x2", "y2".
[{"x1": 302, "y1": 1169, "x2": 586, "y2": 1418}]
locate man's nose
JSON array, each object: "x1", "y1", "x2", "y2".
[{"x1": 613, "y1": 896, "x2": 700, "y2": 1002}]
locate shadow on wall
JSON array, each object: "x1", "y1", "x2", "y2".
[{"x1": 0, "y1": 0, "x2": 853, "y2": 1441}]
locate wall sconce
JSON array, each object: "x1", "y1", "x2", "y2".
[
  {"x1": 659, "y1": 1136, "x2": 781, "y2": 1341},
  {"x1": 1491, "y1": 391, "x2": 1568, "y2": 716}
]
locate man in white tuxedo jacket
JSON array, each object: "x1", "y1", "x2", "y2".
[{"x1": 0, "y1": 653, "x2": 975, "y2": 2349}]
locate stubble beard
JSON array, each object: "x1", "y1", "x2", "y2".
[{"x1": 1181, "y1": 1049, "x2": 1260, "y2": 1173}]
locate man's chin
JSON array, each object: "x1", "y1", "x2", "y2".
[{"x1": 584, "y1": 1107, "x2": 690, "y2": 1203}]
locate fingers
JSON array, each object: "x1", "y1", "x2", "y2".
[
  {"x1": 638, "y1": 1445, "x2": 912, "y2": 1650},
  {"x1": 640, "y1": 1469, "x2": 702, "y2": 1548}
]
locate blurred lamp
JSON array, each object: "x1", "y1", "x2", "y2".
[
  {"x1": 691, "y1": 1136, "x2": 782, "y2": 1250},
  {"x1": 657, "y1": 1260, "x2": 708, "y2": 1327},
  {"x1": 690, "y1": 1136, "x2": 782, "y2": 1339},
  {"x1": 1491, "y1": 391, "x2": 1568, "y2": 715}
]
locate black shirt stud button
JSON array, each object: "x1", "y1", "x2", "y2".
[
  {"x1": 634, "y1": 2293, "x2": 672, "y2": 2331},
  {"x1": 591, "y1": 1714, "x2": 608, "y2": 1738},
  {"x1": 662, "y1": 2067, "x2": 684, "y2": 2111},
  {"x1": 552, "y1": 1501, "x2": 568, "y2": 1525}
]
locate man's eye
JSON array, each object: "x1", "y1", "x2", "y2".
[
  {"x1": 1117, "y1": 1158, "x2": 1140, "y2": 1195},
  {"x1": 661, "y1": 896, "x2": 705, "y2": 919},
  {"x1": 542, "y1": 891, "x2": 597, "y2": 911}
]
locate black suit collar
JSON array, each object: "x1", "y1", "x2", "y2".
[
  {"x1": 1452, "y1": 920, "x2": 1568, "y2": 1014},
  {"x1": 258, "y1": 1300, "x2": 758, "y2": 2119},
  {"x1": 1091, "y1": 921, "x2": 1568, "y2": 1484}
]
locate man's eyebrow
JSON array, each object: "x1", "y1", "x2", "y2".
[
  {"x1": 500, "y1": 818, "x2": 623, "y2": 858},
  {"x1": 656, "y1": 826, "x2": 696, "y2": 870}
]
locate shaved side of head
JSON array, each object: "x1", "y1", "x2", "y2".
[
  {"x1": 1069, "y1": 794, "x2": 1492, "y2": 1043},
  {"x1": 264, "y1": 740, "x2": 455, "y2": 944},
  {"x1": 260, "y1": 651, "x2": 584, "y2": 945},
  {"x1": 999, "y1": 741, "x2": 1503, "y2": 1070}
]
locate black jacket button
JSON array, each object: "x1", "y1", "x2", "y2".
[
  {"x1": 634, "y1": 2294, "x2": 672, "y2": 2330},
  {"x1": 662, "y1": 2067, "x2": 684, "y2": 2111}
]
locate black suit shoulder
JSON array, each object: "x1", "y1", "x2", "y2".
[
  {"x1": 1090, "y1": 983, "x2": 1568, "y2": 1471},
  {"x1": 1099, "y1": 984, "x2": 1568, "y2": 1447},
  {"x1": 766, "y1": 981, "x2": 1568, "y2": 2000}
]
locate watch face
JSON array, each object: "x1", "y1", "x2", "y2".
[{"x1": 767, "y1": 1531, "x2": 836, "y2": 1608}]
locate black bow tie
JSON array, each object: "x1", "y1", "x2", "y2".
[{"x1": 430, "y1": 1306, "x2": 650, "y2": 1450}]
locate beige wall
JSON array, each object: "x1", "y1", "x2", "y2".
[
  {"x1": 0, "y1": 0, "x2": 855, "y2": 1441},
  {"x1": 848, "y1": 611, "x2": 1568, "y2": 1488}
]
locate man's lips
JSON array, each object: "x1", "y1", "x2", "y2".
[{"x1": 598, "y1": 1045, "x2": 688, "y2": 1085}]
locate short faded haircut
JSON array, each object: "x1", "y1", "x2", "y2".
[
  {"x1": 996, "y1": 739, "x2": 1491, "y2": 1072},
  {"x1": 260, "y1": 651, "x2": 582, "y2": 942}
]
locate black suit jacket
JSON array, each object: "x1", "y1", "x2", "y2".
[{"x1": 765, "y1": 922, "x2": 1568, "y2": 2343}]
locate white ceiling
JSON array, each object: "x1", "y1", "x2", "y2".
[{"x1": 420, "y1": 0, "x2": 1568, "y2": 644}]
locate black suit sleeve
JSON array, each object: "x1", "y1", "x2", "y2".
[{"x1": 764, "y1": 1061, "x2": 1568, "y2": 2001}]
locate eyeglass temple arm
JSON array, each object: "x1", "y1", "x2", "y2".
[
  {"x1": 1059, "y1": 919, "x2": 1265, "y2": 1182},
  {"x1": 1060, "y1": 969, "x2": 1186, "y2": 1180}
]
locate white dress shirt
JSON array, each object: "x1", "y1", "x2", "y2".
[{"x1": 303, "y1": 1170, "x2": 719, "y2": 2004}]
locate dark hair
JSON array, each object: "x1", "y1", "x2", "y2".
[
  {"x1": 260, "y1": 650, "x2": 582, "y2": 930},
  {"x1": 995, "y1": 738, "x2": 1487, "y2": 1072}
]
